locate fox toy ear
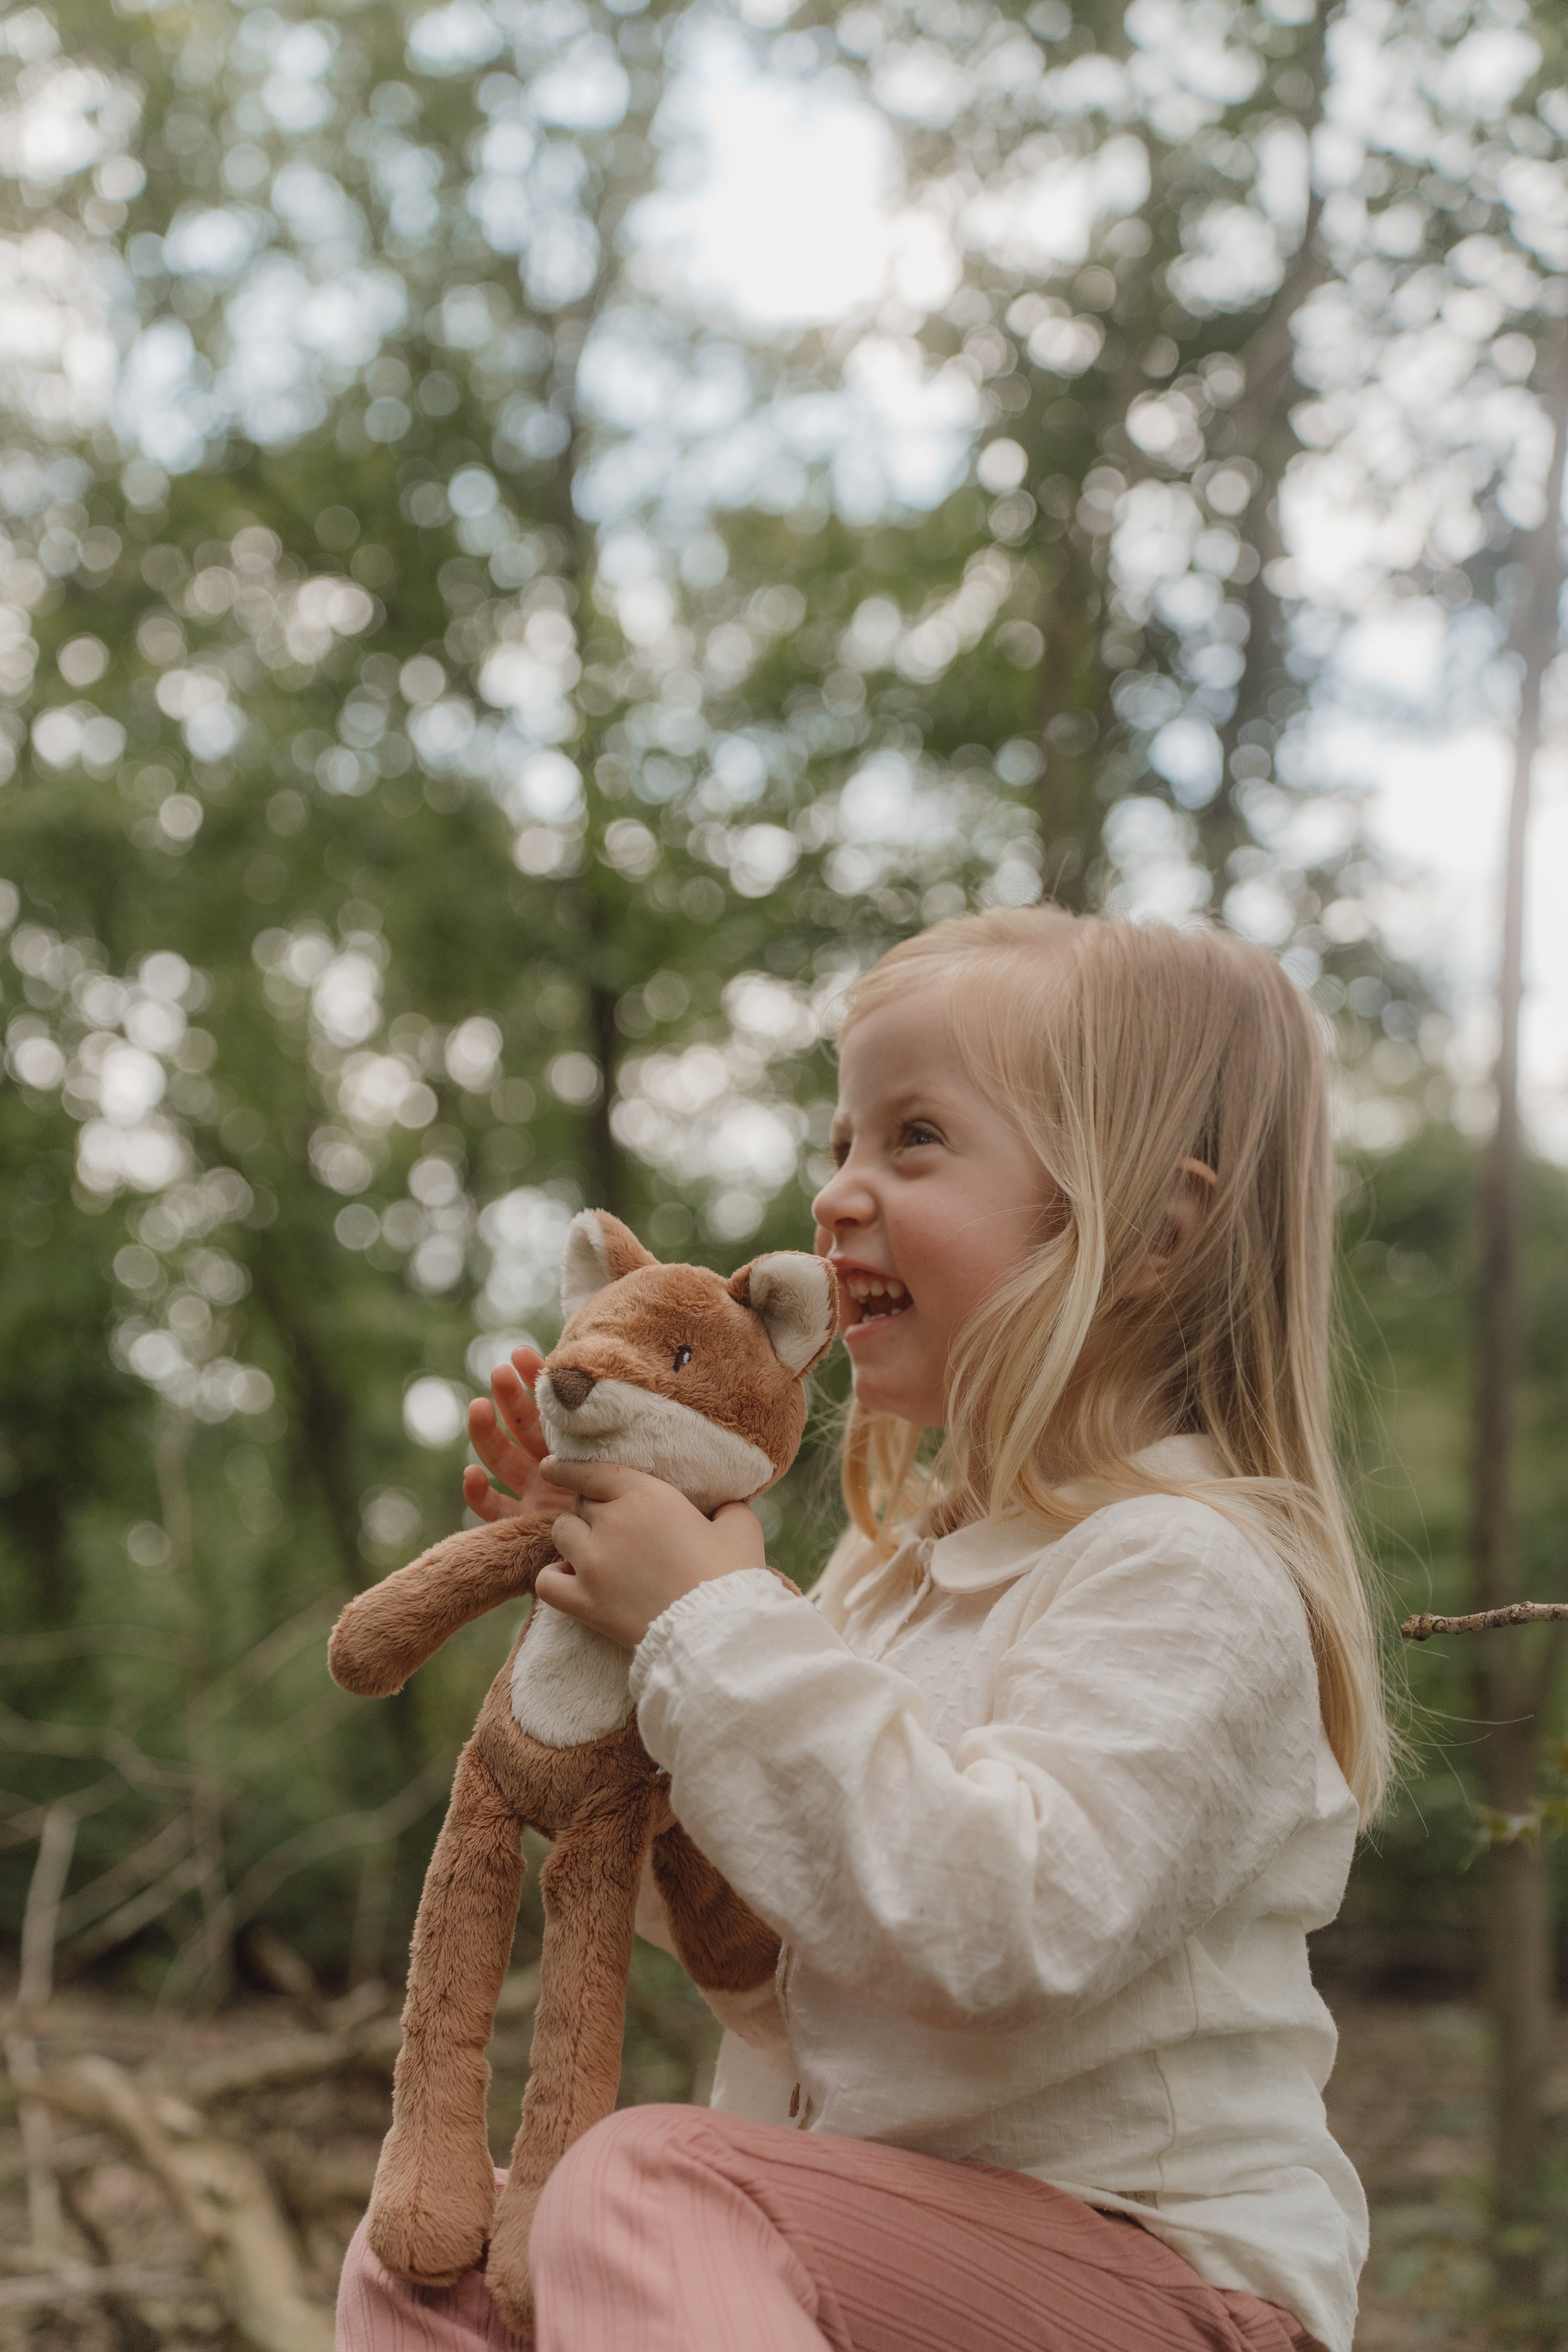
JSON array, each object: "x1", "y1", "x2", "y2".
[
  {"x1": 732, "y1": 1252, "x2": 838, "y2": 1376},
  {"x1": 560, "y1": 1210, "x2": 659, "y2": 1318}
]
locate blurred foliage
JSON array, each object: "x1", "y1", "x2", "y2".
[
  {"x1": 1323, "y1": 1130, "x2": 1568, "y2": 1991},
  {"x1": 0, "y1": 0, "x2": 1564, "y2": 2029}
]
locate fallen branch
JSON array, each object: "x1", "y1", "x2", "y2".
[
  {"x1": 5, "y1": 2034, "x2": 65, "y2": 2267},
  {"x1": 183, "y1": 2015, "x2": 403, "y2": 2102},
  {"x1": 0, "y1": 2265, "x2": 209, "y2": 2312},
  {"x1": 181, "y1": 1964, "x2": 541, "y2": 2103},
  {"x1": 1401, "y1": 1604, "x2": 1568, "y2": 1641},
  {"x1": 31, "y1": 2056, "x2": 334, "y2": 2352}
]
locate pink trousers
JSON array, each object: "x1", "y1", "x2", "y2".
[{"x1": 335, "y1": 2106, "x2": 1322, "y2": 2352}]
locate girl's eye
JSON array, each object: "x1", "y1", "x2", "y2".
[
  {"x1": 903, "y1": 1122, "x2": 940, "y2": 1149},
  {"x1": 673, "y1": 1345, "x2": 692, "y2": 1370}
]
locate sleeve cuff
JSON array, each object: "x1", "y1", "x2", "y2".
[{"x1": 628, "y1": 1566, "x2": 786, "y2": 1709}]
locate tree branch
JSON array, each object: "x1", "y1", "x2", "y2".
[
  {"x1": 180, "y1": 1962, "x2": 540, "y2": 2103},
  {"x1": 1402, "y1": 1604, "x2": 1568, "y2": 1641}
]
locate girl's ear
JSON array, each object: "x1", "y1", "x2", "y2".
[
  {"x1": 731, "y1": 1252, "x2": 838, "y2": 1374},
  {"x1": 561, "y1": 1210, "x2": 659, "y2": 1317},
  {"x1": 1123, "y1": 1159, "x2": 1218, "y2": 1300}
]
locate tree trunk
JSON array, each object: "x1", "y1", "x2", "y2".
[{"x1": 1467, "y1": 316, "x2": 1568, "y2": 2309}]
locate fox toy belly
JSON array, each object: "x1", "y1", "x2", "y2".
[{"x1": 510, "y1": 1598, "x2": 634, "y2": 1748}]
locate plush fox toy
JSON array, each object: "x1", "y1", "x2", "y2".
[{"x1": 328, "y1": 1209, "x2": 836, "y2": 2339}]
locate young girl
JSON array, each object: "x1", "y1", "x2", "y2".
[{"x1": 338, "y1": 906, "x2": 1384, "y2": 2352}]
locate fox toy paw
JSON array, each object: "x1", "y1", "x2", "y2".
[{"x1": 365, "y1": 2141, "x2": 498, "y2": 2290}]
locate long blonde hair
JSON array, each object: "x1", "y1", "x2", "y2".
[{"x1": 823, "y1": 906, "x2": 1392, "y2": 1820}]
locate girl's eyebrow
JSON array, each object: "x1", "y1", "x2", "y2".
[
  {"x1": 882, "y1": 1082, "x2": 961, "y2": 1119},
  {"x1": 833, "y1": 1082, "x2": 961, "y2": 1130}
]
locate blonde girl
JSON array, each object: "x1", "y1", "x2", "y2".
[{"x1": 338, "y1": 907, "x2": 1383, "y2": 2352}]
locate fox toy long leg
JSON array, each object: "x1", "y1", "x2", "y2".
[
  {"x1": 329, "y1": 1517, "x2": 557, "y2": 1698},
  {"x1": 652, "y1": 1820, "x2": 781, "y2": 1995},
  {"x1": 485, "y1": 1785, "x2": 659, "y2": 2339},
  {"x1": 366, "y1": 1740, "x2": 523, "y2": 2289}
]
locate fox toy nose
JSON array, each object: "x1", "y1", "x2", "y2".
[{"x1": 548, "y1": 1365, "x2": 597, "y2": 1413}]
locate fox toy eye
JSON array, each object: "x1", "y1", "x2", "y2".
[{"x1": 673, "y1": 1345, "x2": 692, "y2": 1371}]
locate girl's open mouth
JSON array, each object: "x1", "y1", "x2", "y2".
[{"x1": 838, "y1": 1270, "x2": 912, "y2": 1343}]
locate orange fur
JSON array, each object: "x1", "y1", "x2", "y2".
[{"x1": 328, "y1": 1214, "x2": 835, "y2": 2341}]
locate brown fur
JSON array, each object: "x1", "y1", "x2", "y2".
[{"x1": 327, "y1": 1215, "x2": 835, "y2": 2341}]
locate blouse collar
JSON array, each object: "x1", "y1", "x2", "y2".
[{"x1": 926, "y1": 1435, "x2": 1225, "y2": 1594}]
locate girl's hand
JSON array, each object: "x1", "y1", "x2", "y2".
[
  {"x1": 462, "y1": 1347, "x2": 578, "y2": 1523},
  {"x1": 535, "y1": 1459, "x2": 767, "y2": 1649}
]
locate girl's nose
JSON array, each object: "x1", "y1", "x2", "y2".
[{"x1": 811, "y1": 1160, "x2": 873, "y2": 1236}]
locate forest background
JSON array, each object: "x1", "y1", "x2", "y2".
[{"x1": 2, "y1": 0, "x2": 1568, "y2": 2337}]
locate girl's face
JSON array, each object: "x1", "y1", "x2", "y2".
[{"x1": 811, "y1": 989, "x2": 1054, "y2": 1427}]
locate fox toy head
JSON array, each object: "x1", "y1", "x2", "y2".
[{"x1": 535, "y1": 1211, "x2": 837, "y2": 1515}]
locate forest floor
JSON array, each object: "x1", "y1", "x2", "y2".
[
  {"x1": 0, "y1": 1981, "x2": 1561, "y2": 2350},
  {"x1": 1323, "y1": 1990, "x2": 1568, "y2": 2348}
]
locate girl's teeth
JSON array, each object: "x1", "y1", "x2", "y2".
[{"x1": 843, "y1": 1273, "x2": 908, "y2": 1306}]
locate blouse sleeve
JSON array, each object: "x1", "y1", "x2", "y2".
[{"x1": 628, "y1": 1502, "x2": 1323, "y2": 2034}]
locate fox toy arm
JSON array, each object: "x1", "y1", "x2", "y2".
[{"x1": 329, "y1": 1514, "x2": 560, "y2": 1698}]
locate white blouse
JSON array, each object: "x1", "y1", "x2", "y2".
[{"x1": 628, "y1": 1440, "x2": 1366, "y2": 2352}]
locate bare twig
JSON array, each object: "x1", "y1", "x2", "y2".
[
  {"x1": 31, "y1": 2058, "x2": 334, "y2": 2352},
  {"x1": 0, "y1": 1629, "x2": 189, "y2": 1664},
  {"x1": 0, "y1": 1779, "x2": 122, "y2": 1847},
  {"x1": 157, "y1": 1416, "x2": 233, "y2": 2009},
  {"x1": 184, "y1": 1597, "x2": 340, "y2": 1733},
  {"x1": 55, "y1": 1813, "x2": 192, "y2": 1945},
  {"x1": 0, "y1": 1700, "x2": 190, "y2": 1795},
  {"x1": 222, "y1": 1690, "x2": 354, "y2": 1791},
  {"x1": 18, "y1": 1805, "x2": 77, "y2": 2010},
  {"x1": 6, "y1": 1806, "x2": 79, "y2": 2265},
  {"x1": 162, "y1": 1753, "x2": 453, "y2": 2006},
  {"x1": 1402, "y1": 1604, "x2": 1568, "y2": 1641},
  {"x1": 62, "y1": 1853, "x2": 211, "y2": 1970}
]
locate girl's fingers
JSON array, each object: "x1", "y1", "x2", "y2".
[
  {"x1": 490, "y1": 1361, "x2": 547, "y2": 1456},
  {"x1": 533, "y1": 1564, "x2": 590, "y2": 1624},
  {"x1": 463, "y1": 1465, "x2": 526, "y2": 1522},
  {"x1": 547, "y1": 1510, "x2": 589, "y2": 1566},
  {"x1": 468, "y1": 1397, "x2": 541, "y2": 1489},
  {"x1": 538, "y1": 1457, "x2": 648, "y2": 1504},
  {"x1": 463, "y1": 1461, "x2": 575, "y2": 1522}
]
